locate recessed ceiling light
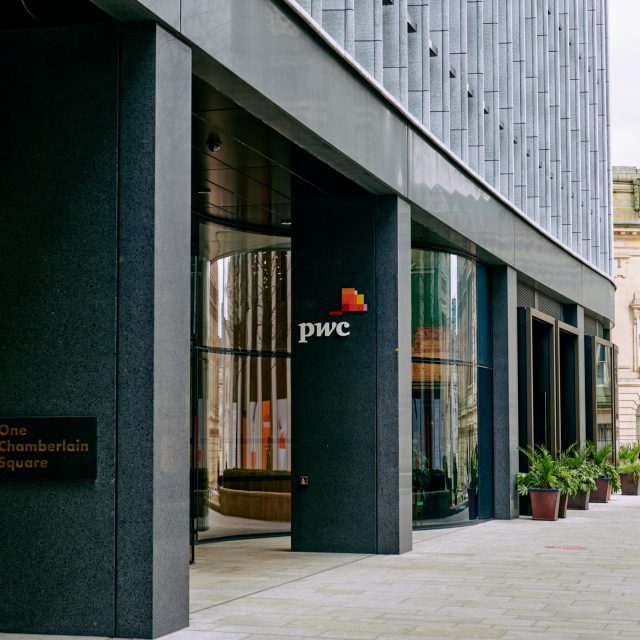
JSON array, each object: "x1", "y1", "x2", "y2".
[
  {"x1": 207, "y1": 133, "x2": 222, "y2": 153},
  {"x1": 281, "y1": 219, "x2": 292, "y2": 226}
]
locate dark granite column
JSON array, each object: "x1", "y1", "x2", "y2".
[
  {"x1": 574, "y1": 306, "x2": 588, "y2": 444},
  {"x1": 491, "y1": 265, "x2": 520, "y2": 518},
  {"x1": 291, "y1": 195, "x2": 411, "y2": 554},
  {"x1": 0, "y1": 23, "x2": 190, "y2": 638},
  {"x1": 116, "y1": 23, "x2": 191, "y2": 639}
]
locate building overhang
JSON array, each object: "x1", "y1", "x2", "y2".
[{"x1": 89, "y1": 0, "x2": 614, "y2": 320}]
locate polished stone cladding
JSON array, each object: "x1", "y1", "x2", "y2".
[
  {"x1": 0, "y1": 24, "x2": 120, "y2": 635},
  {"x1": 0, "y1": 21, "x2": 191, "y2": 638},
  {"x1": 291, "y1": 196, "x2": 411, "y2": 554},
  {"x1": 295, "y1": 0, "x2": 612, "y2": 274}
]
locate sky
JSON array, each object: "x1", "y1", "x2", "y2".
[{"x1": 609, "y1": 0, "x2": 640, "y2": 166}]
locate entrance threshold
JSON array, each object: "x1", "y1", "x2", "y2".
[{"x1": 190, "y1": 536, "x2": 368, "y2": 614}]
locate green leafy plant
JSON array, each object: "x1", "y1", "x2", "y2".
[
  {"x1": 587, "y1": 442, "x2": 621, "y2": 493},
  {"x1": 515, "y1": 445, "x2": 559, "y2": 496},
  {"x1": 616, "y1": 443, "x2": 640, "y2": 481},
  {"x1": 553, "y1": 457, "x2": 579, "y2": 496},
  {"x1": 557, "y1": 444, "x2": 597, "y2": 494},
  {"x1": 589, "y1": 441, "x2": 613, "y2": 467},
  {"x1": 617, "y1": 461, "x2": 640, "y2": 480},
  {"x1": 618, "y1": 442, "x2": 640, "y2": 465}
]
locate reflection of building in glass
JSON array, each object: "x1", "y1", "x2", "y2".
[
  {"x1": 595, "y1": 343, "x2": 614, "y2": 450},
  {"x1": 195, "y1": 233, "x2": 292, "y2": 540},
  {"x1": 411, "y1": 250, "x2": 485, "y2": 524},
  {"x1": 612, "y1": 166, "x2": 640, "y2": 444}
]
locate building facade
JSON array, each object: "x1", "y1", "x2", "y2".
[
  {"x1": 0, "y1": 1, "x2": 614, "y2": 638},
  {"x1": 612, "y1": 166, "x2": 640, "y2": 444}
]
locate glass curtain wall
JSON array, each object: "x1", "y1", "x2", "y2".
[
  {"x1": 595, "y1": 342, "x2": 614, "y2": 452},
  {"x1": 411, "y1": 249, "x2": 490, "y2": 525},
  {"x1": 193, "y1": 222, "x2": 292, "y2": 540},
  {"x1": 585, "y1": 337, "x2": 617, "y2": 462}
]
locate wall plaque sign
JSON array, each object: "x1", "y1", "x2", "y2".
[{"x1": 0, "y1": 417, "x2": 97, "y2": 479}]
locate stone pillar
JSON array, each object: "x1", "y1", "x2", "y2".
[
  {"x1": 0, "y1": 23, "x2": 191, "y2": 638},
  {"x1": 116, "y1": 23, "x2": 191, "y2": 640},
  {"x1": 291, "y1": 196, "x2": 411, "y2": 554},
  {"x1": 491, "y1": 266, "x2": 520, "y2": 518},
  {"x1": 631, "y1": 301, "x2": 640, "y2": 372},
  {"x1": 574, "y1": 305, "x2": 588, "y2": 444}
]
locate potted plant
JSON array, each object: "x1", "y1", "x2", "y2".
[
  {"x1": 562, "y1": 444, "x2": 597, "y2": 510},
  {"x1": 588, "y1": 442, "x2": 620, "y2": 503},
  {"x1": 618, "y1": 461, "x2": 640, "y2": 495},
  {"x1": 617, "y1": 443, "x2": 640, "y2": 495},
  {"x1": 516, "y1": 445, "x2": 561, "y2": 521},
  {"x1": 554, "y1": 453, "x2": 580, "y2": 518}
]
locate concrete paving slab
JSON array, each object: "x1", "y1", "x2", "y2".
[{"x1": 5, "y1": 495, "x2": 640, "y2": 639}]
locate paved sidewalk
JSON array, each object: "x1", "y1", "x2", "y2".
[{"x1": 4, "y1": 495, "x2": 640, "y2": 640}]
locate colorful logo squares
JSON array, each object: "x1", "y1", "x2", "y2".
[{"x1": 328, "y1": 288, "x2": 368, "y2": 316}]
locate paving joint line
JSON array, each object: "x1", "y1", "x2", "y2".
[
  {"x1": 192, "y1": 521, "x2": 492, "y2": 616},
  {"x1": 412, "y1": 523, "x2": 489, "y2": 546},
  {"x1": 190, "y1": 553, "x2": 376, "y2": 614}
]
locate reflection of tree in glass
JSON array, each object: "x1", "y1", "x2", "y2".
[{"x1": 218, "y1": 251, "x2": 291, "y2": 354}]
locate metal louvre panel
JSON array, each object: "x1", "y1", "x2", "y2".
[
  {"x1": 517, "y1": 281, "x2": 535, "y2": 308},
  {"x1": 536, "y1": 291, "x2": 564, "y2": 320},
  {"x1": 584, "y1": 314, "x2": 600, "y2": 337}
]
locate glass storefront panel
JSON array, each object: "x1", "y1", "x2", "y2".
[
  {"x1": 595, "y1": 343, "x2": 614, "y2": 451},
  {"x1": 412, "y1": 362, "x2": 478, "y2": 523},
  {"x1": 194, "y1": 234, "x2": 491, "y2": 536},
  {"x1": 195, "y1": 351, "x2": 291, "y2": 539},
  {"x1": 411, "y1": 251, "x2": 476, "y2": 364},
  {"x1": 411, "y1": 249, "x2": 489, "y2": 525},
  {"x1": 193, "y1": 221, "x2": 291, "y2": 541}
]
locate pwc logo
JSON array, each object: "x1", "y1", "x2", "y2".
[{"x1": 298, "y1": 288, "x2": 368, "y2": 344}]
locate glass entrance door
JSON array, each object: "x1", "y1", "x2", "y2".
[
  {"x1": 557, "y1": 323, "x2": 579, "y2": 451},
  {"x1": 190, "y1": 220, "x2": 292, "y2": 545},
  {"x1": 518, "y1": 308, "x2": 558, "y2": 456}
]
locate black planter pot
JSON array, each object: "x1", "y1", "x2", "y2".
[
  {"x1": 558, "y1": 493, "x2": 569, "y2": 518},
  {"x1": 590, "y1": 477, "x2": 611, "y2": 503},
  {"x1": 568, "y1": 490, "x2": 590, "y2": 510},
  {"x1": 620, "y1": 473, "x2": 640, "y2": 495},
  {"x1": 529, "y1": 488, "x2": 560, "y2": 521}
]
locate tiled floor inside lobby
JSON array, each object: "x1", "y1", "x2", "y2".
[{"x1": 5, "y1": 496, "x2": 640, "y2": 640}]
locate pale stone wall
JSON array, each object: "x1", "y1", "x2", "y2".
[{"x1": 612, "y1": 166, "x2": 640, "y2": 444}]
